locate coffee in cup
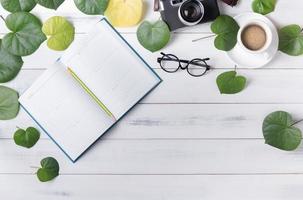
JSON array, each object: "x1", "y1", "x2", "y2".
[
  {"x1": 237, "y1": 20, "x2": 273, "y2": 54},
  {"x1": 241, "y1": 25, "x2": 267, "y2": 51}
]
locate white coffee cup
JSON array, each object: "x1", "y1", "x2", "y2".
[{"x1": 237, "y1": 20, "x2": 273, "y2": 54}]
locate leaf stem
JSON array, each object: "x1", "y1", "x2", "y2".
[
  {"x1": 192, "y1": 34, "x2": 216, "y2": 42},
  {"x1": 234, "y1": 65, "x2": 237, "y2": 72},
  {"x1": 0, "y1": 15, "x2": 5, "y2": 22},
  {"x1": 291, "y1": 119, "x2": 303, "y2": 126}
]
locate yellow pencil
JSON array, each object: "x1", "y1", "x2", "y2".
[{"x1": 67, "y1": 67, "x2": 116, "y2": 120}]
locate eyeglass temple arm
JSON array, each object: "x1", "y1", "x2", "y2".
[
  {"x1": 159, "y1": 58, "x2": 210, "y2": 67},
  {"x1": 179, "y1": 58, "x2": 210, "y2": 62},
  {"x1": 158, "y1": 53, "x2": 210, "y2": 67},
  {"x1": 179, "y1": 59, "x2": 210, "y2": 68}
]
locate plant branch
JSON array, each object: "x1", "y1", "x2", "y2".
[
  {"x1": 192, "y1": 34, "x2": 216, "y2": 42},
  {"x1": 291, "y1": 119, "x2": 303, "y2": 126}
]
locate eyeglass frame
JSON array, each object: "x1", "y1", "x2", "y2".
[{"x1": 157, "y1": 52, "x2": 211, "y2": 77}]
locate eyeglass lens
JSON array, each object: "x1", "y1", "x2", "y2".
[
  {"x1": 187, "y1": 59, "x2": 208, "y2": 77},
  {"x1": 160, "y1": 54, "x2": 180, "y2": 73}
]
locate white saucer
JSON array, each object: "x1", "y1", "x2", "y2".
[{"x1": 226, "y1": 12, "x2": 279, "y2": 68}]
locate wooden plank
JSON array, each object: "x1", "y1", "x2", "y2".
[
  {"x1": 1, "y1": 1, "x2": 302, "y2": 69},
  {"x1": 1, "y1": 139, "x2": 303, "y2": 174},
  {"x1": 144, "y1": 69, "x2": 303, "y2": 104},
  {"x1": 17, "y1": 33, "x2": 303, "y2": 69},
  {"x1": 2, "y1": 103, "x2": 303, "y2": 140},
  {"x1": 123, "y1": 34, "x2": 303, "y2": 70},
  {"x1": 0, "y1": 0, "x2": 302, "y2": 33},
  {"x1": 6, "y1": 68, "x2": 303, "y2": 104},
  {"x1": 1, "y1": 174, "x2": 303, "y2": 200}
]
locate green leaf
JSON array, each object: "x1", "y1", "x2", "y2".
[
  {"x1": 73, "y1": 0, "x2": 109, "y2": 15},
  {"x1": 35, "y1": 0, "x2": 64, "y2": 10},
  {"x1": 211, "y1": 15, "x2": 240, "y2": 51},
  {"x1": 14, "y1": 127, "x2": 40, "y2": 148},
  {"x1": 42, "y1": 16, "x2": 75, "y2": 51},
  {"x1": 216, "y1": 70, "x2": 246, "y2": 94},
  {"x1": 2, "y1": 12, "x2": 46, "y2": 56},
  {"x1": 0, "y1": 0, "x2": 36, "y2": 12},
  {"x1": 278, "y1": 24, "x2": 303, "y2": 56},
  {"x1": 0, "y1": 39, "x2": 23, "y2": 83},
  {"x1": 252, "y1": 0, "x2": 276, "y2": 15},
  {"x1": 37, "y1": 157, "x2": 59, "y2": 182},
  {"x1": 0, "y1": 86, "x2": 19, "y2": 120},
  {"x1": 137, "y1": 20, "x2": 170, "y2": 52},
  {"x1": 263, "y1": 111, "x2": 302, "y2": 151}
]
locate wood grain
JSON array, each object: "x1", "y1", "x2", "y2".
[
  {"x1": 3, "y1": 69, "x2": 303, "y2": 104},
  {"x1": 2, "y1": 103, "x2": 303, "y2": 139},
  {"x1": 1, "y1": 0, "x2": 303, "y2": 199},
  {"x1": 1, "y1": 174, "x2": 303, "y2": 200},
  {"x1": 0, "y1": 1, "x2": 302, "y2": 69},
  {"x1": 1, "y1": 139, "x2": 303, "y2": 174},
  {"x1": 0, "y1": 0, "x2": 302, "y2": 33},
  {"x1": 12, "y1": 33, "x2": 303, "y2": 69}
]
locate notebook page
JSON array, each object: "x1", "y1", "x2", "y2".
[
  {"x1": 64, "y1": 19, "x2": 160, "y2": 119},
  {"x1": 19, "y1": 62, "x2": 115, "y2": 161}
]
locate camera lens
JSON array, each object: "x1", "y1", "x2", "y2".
[{"x1": 178, "y1": 0, "x2": 204, "y2": 25}]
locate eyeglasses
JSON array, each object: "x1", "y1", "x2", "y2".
[{"x1": 157, "y1": 52, "x2": 211, "y2": 77}]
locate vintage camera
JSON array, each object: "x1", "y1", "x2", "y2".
[{"x1": 157, "y1": 0, "x2": 220, "y2": 31}]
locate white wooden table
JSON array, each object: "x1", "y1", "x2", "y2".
[{"x1": 1, "y1": 0, "x2": 303, "y2": 199}]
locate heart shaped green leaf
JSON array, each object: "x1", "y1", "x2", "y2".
[
  {"x1": 2, "y1": 12, "x2": 46, "y2": 56},
  {"x1": 137, "y1": 20, "x2": 170, "y2": 52},
  {"x1": 216, "y1": 70, "x2": 246, "y2": 94},
  {"x1": 0, "y1": 0, "x2": 36, "y2": 12},
  {"x1": 263, "y1": 111, "x2": 302, "y2": 151},
  {"x1": 35, "y1": 0, "x2": 64, "y2": 10},
  {"x1": 14, "y1": 127, "x2": 40, "y2": 148},
  {"x1": 278, "y1": 24, "x2": 303, "y2": 56},
  {"x1": 0, "y1": 86, "x2": 19, "y2": 120},
  {"x1": 0, "y1": 39, "x2": 23, "y2": 83},
  {"x1": 211, "y1": 15, "x2": 240, "y2": 51},
  {"x1": 73, "y1": 0, "x2": 109, "y2": 15},
  {"x1": 252, "y1": 0, "x2": 276, "y2": 15},
  {"x1": 42, "y1": 16, "x2": 75, "y2": 51},
  {"x1": 37, "y1": 157, "x2": 59, "y2": 182}
]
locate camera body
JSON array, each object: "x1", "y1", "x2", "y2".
[{"x1": 159, "y1": 0, "x2": 220, "y2": 31}]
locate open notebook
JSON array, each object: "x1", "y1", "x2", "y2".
[{"x1": 19, "y1": 18, "x2": 161, "y2": 162}]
